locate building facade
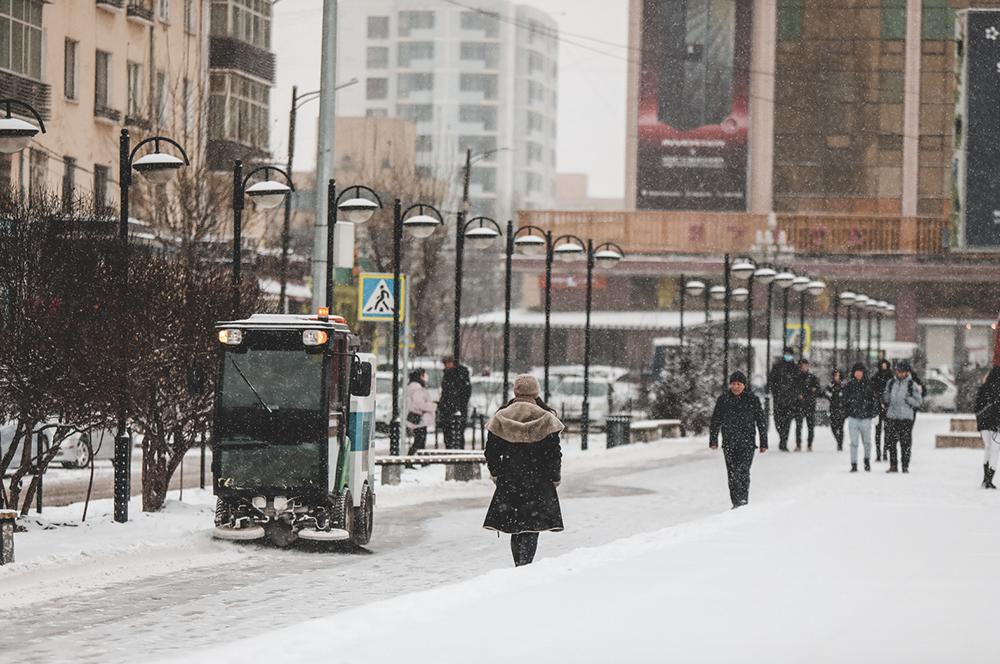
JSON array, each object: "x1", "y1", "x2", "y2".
[{"x1": 336, "y1": 0, "x2": 558, "y2": 222}]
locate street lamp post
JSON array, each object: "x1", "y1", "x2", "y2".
[
  {"x1": 232, "y1": 161, "x2": 294, "y2": 315},
  {"x1": 833, "y1": 292, "x2": 841, "y2": 369},
  {"x1": 388, "y1": 201, "x2": 443, "y2": 456},
  {"x1": 581, "y1": 241, "x2": 625, "y2": 450},
  {"x1": 453, "y1": 215, "x2": 501, "y2": 363},
  {"x1": 792, "y1": 276, "x2": 810, "y2": 360},
  {"x1": 513, "y1": 226, "x2": 553, "y2": 399},
  {"x1": 117, "y1": 129, "x2": 189, "y2": 523},
  {"x1": 685, "y1": 279, "x2": 707, "y2": 361},
  {"x1": 731, "y1": 258, "x2": 756, "y2": 377},
  {"x1": 0, "y1": 98, "x2": 46, "y2": 154},
  {"x1": 723, "y1": 254, "x2": 731, "y2": 389},
  {"x1": 754, "y1": 266, "x2": 777, "y2": 426},
  {"x1": 774, "y1": 269, "x2": 796, "y2": 350},
  {"x1": 841, "y1": 292, "x2": 856, "y2": 362}
]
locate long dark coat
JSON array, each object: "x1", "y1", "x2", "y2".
[
  {"x1": 483, "y1": 400, "x2": 564, "y2": 534},
  {"x1": 976, "y1": 367, "x2": 1000, "y2": 431},
  {"x1": 768, "y1": 359, "x2": 799, "y2": 409}
]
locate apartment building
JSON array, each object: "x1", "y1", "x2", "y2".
[
  {"x1": 0, "y1": 0, "x2": 275, "y2": 218},
  {"x1": 336, "y1": 0, "x2": 558, "y2": 222}
]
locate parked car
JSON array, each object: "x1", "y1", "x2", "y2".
[
  {"x1": 468, "y1": 375, "x2": 505, "y2": 420},
  {"x1": 548, "y1": 377, "x2": 610, "y2": 429},
  {"x1": 922, "y1": 376, "x2": 957, "y2": 412},
  {"x1": 1, "y1": 419, "x2": 133, "y2": 471}
]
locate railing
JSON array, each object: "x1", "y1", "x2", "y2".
[
  {"x1": 517, "y1": 210, "x2": 951, "y2": 256},
  {"x1": 96, "y1": 0, "x2": 124, "y2": 9},
  {"x1": 127, "y1": 0, "x2": 153, "y2": 22},
  {"x1": 94, "y1": 105, "x2": 121, "y2": 122}
]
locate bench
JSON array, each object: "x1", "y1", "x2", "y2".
[
  {"x1": 630, "y1": 419, "x2": 683, "y2": 442},
  {"x1": 936, "y1": 417, "x2": 982, "y2": 448},
  {"x1": 0, "y1": 509, "x2": 16, "y2": 565},
  {"x1": 375, "y1": 453, "x2": 486, "y2": 485}
]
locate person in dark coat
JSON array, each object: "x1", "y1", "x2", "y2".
[
  {"x1": 439, "y1": 356, "x2": 472, "y2": 449},
  {"x1": 882, "y1": 359, "x2": 923, "y2": 473},
  {"x1": 975, "y1": 367, "x2": 1000, "y2": 489},
  {"x1": 768, "y1": 347, "x2": 799, "y2": 452},
  {"x1": 842, "y1": 362, "x2": 880, "y2": 472},
  {"x1": 483, "y1": 374, "x2": 564, "y2": 566},
  {"x1": 824, "y1": 369, "x2": 846, "y2": 451},
  {"x1": 872, "y1": 358, "x2": 893, "y2": 462},
  {"x1": 710, "y1": 371, "x2": 768, "y2": 509},
  {"x1": 794, "y1": 358, "x2": 821, "y2": 451}
]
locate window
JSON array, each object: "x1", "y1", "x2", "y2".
[
  {"x1": 156, "y1": 70, "x2": 169, "y2": 127},
  {"x1": 882, "y1": 0, "x2": 905, "y2": 39},
  {"x1": 527, "y1": 80, "x2": 544, "y2": 104},
  {"x1": 62, "y1": 157, "x2": 77, "y2": 212},
  {"x1": 460, "y1": 105, "x2": 498, "y2": 130},
  {"x1": 879, "y1": 71, "x2": 904, "y2": 104},
  {"x1": 64, "y1": 39, "x2": 79, "y2": 101},
  {"x1": 776, "y1": 0, "x2": 802, "y2": 39},
  {"x1": 182, "y1": 78, "x2": 194, "y2": 136},
  {"x1": 398, "y1": 41, "x2": 434, "y2": 67},
  {"x1": 398, "y1": 72, "x2": 433, "y2": 98},
  {"x1": 461, "y1": 10, "x2": 499, "y2": 38},
  {"x1": 367, "y1": 16, "x2": 389, "y2": 39},
  {"x1": 184, "y1": 0, "x2": 196, "y2": 32},
  {"x1": 0, "y1": 0, "x2": 44, "y2": 81},
  {"x1": 527, "y1": 110, "x2": 543, "y2": 133},
  {"x1": 398, "y1": 104, "x2": 433, "y2": 123},
  {"x1": 28, "y1": 148, "x2": 46, "y2": 197},
  {"x1": 527, "y1": 51, "x2": 546, "y2": 75},
  {"x1": 211, "y1": 0, "x2": 271, "y2": 49},
  {"x1": 922, "y1": 0, "x2": 954, "y2": 40},
  {"x1": 365, "y1": 108, "x2": 388, "y2": 119},
  {"x1": 127, "y1": 61, "x2": 143, "y2": 117},
  {"x1": 460, "y1": 42, "x2": 500, "y2": 68},
  {"x1": 460, "y1": 73, "x2": 498, "y2": 99},
  {"x1": 366, "y1": 77, "x2": 388, "y2": 100},
  {"x1": 367, "y1": 46, "x2": 389, "y2": 69},
  {"x1": 526, "y1": 142, "x2": 543, "y2": 163},
  {"x1": 158, "y1": 0, "x2": 170, "y2": 22},
  {"x1": 416, "y1": 135, "x2": 432, "y2": 152},
  {"x1": 208, "y1": 71, "x2": 270, "y2": 150},
  {"x1": 458, "y1": 135, "x2": 497, "y2": 158},
  {"x1": 95, "y1": 51, "x2": 113, "y2": 110},
  {"x1": 94, "y1": 165, "x2": 109, "y2": 210},
  {"x1": 526, "y1": 172, "x2": 542, "y2": 194},
  {"x1": 398, "y1": 10, "x2": 433, "y2": 37},
  {"x1": 471, "y1": 167, "x2": 496, "y2": 193}
]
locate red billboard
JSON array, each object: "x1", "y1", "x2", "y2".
[{"x1": 636, "y1": 0, "x2": 753, "y2": 211}]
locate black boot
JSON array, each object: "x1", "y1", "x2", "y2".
[
  {"x1": 864, "y1": 458, "x2": 870, "y2": 472},
  {"x1": 984, "y1": 463, "x2": 990, "y2": 489},
  {"x1": 987, "y1": 466, "x2": 997, "y2": 490},
  {"x1": 850, "y1": 463, "x2": 858, "y2": 473}
]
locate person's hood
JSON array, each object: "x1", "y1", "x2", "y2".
[
  {"x1": 487, "y1": 401, "x2": 564, "y2": 443},
  {"x1": 852, "y1": 362, "x2": 867, "y2": 378}
]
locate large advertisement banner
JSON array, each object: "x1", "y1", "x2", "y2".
[
  {"x1": 636, "y1": 0, "x2": 753, "y2": 211},
  {"x1": 961, "y1": 11, "x2": 1000, "y2": 247}
]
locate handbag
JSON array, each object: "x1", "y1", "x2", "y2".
[{"x1": 406, "y1": 412, "x2": 423, "y2": 425}]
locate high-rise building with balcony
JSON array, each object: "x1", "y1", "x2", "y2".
[{"x1": 337, "y1": 0, "x2": 558, "y2": 221}]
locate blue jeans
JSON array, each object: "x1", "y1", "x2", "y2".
[{"x1": 847, "y1": 417, "x2": 872, "y2": 464}]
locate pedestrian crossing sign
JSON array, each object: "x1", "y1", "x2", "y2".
[
  {"x1": 358, "y1": 273, "x2": 404, "y2": 321},
  {"x1": 786, "y1": 324, "x2": 811, "y2": 352}
]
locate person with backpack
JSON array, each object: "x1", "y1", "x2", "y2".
[
  {"x1": 843, "y1": 362, "x2": 880, "y2": 472},
  {"x1": 882, "y1": 359, "x2": 923, "y2": 473},
  {"x1": 975, "y1": 367, "x2": 1000, "y2": 489}
]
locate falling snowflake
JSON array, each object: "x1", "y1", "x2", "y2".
[{"x1": 987, "y1": 26, "x2": 999, "y2": 40}]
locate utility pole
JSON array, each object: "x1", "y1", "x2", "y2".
[
  {"x1": 280, "y1": 85, "x2": 297, "y2": 312},
  {"x1": 312, "y1": 0, "x2": 338, "y2": 313}
]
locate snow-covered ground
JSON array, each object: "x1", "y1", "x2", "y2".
[{"x1": 3, "y1": 414, "x2": 998, "y2": 663}]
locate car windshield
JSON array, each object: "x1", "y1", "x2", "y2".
[
  {"x1": 557, "y1": 381, "x2": 607, "y2": 397},
  {"x1": 220, "y1": 350, "x2": 325, "y2": 411}
]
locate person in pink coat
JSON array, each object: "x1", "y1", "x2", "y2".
[{"x1": 406, "y1": 369, "x2": 436, "y2": 457}]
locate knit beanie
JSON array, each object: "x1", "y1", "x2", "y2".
[{"x1": 513, "y1": 374, "x2": 541, "y2": 398}]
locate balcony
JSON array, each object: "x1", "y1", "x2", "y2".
[
  {"x1": 96, "y1": 0, "x2": 124, "y2": 10},
  {"x1": 517, "y1": 210, "x2": 951, "y2": 256},
  {"x1": 127, "y1": 0, "x2": 153, "y2": 23},
  {"x1": 209, "y1": 37, "x2": 275, "y2": 84},
  {"x1": 94, "y1": 105, "x2": 122, "y2": 123}
]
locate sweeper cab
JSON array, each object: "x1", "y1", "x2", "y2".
[{"x1": 211, "y1": 312, "x2": 377, "y2": 546}]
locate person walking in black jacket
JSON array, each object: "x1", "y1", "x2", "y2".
[
  {"x1": 768, "y1": 347, "x2": 799, "y2": 452},
  {"x1": 975, "y1": 366, "x2": 1000, "y2": 489},
  {"x1": 872, "y1": 358, "x2": 893, "y2": 462},
  {"x1": 824, "y1": 369, "x2": 846, "y2": 451},
  {"x1": 439, "y1": 356, "x2": 472, "y2": 449},
  {"x1": 794, "y1": 359, "x2": 821, "y2": 451},
  {"x1": 483, "y1": 374, "x2": 564, "y2": 566},
  {"x1": 710, "y1": 371, "x2": 768, "y2": 509},
  {"x1": 842, "y1": 362, "x2": 880, "y2": 472}
]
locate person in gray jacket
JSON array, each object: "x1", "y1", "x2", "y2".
[{"x1": 882, "y1": 359, "x2": 923, "y2": 473}]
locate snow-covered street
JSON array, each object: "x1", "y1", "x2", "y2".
[{"x1": 2, "y1": 414, "x2": 998, "y2": 663}]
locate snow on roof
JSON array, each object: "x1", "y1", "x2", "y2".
[{"x1": 460, "y1": 309, "x2": 744, "y2": 330}]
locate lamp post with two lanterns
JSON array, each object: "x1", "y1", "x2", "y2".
[
  {"x1": 453, "y1": 215, "x2": 502, "y2": 363},
  {"x1": 511, "y1": 227, "x2": 554, "y2": 399},
  {"x1": 116, "y1": 128, "x2": 190, "y2": 523}
]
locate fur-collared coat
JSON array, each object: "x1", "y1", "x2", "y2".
[{"x1": 483, "y1": 399, "x2": 564, "y2": 534}]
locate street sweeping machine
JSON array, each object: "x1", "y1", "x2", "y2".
[{"x1": 211, "y1": 312, "x2": 377, "y2": 546}]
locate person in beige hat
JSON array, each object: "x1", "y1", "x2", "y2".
[{"x1": 483, "y1": 373, "x2": 564, "y2": 566}]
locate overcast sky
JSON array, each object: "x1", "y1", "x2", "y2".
[{"x1": 270, "y1": 0, "x2": 630, "y2": 199}]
